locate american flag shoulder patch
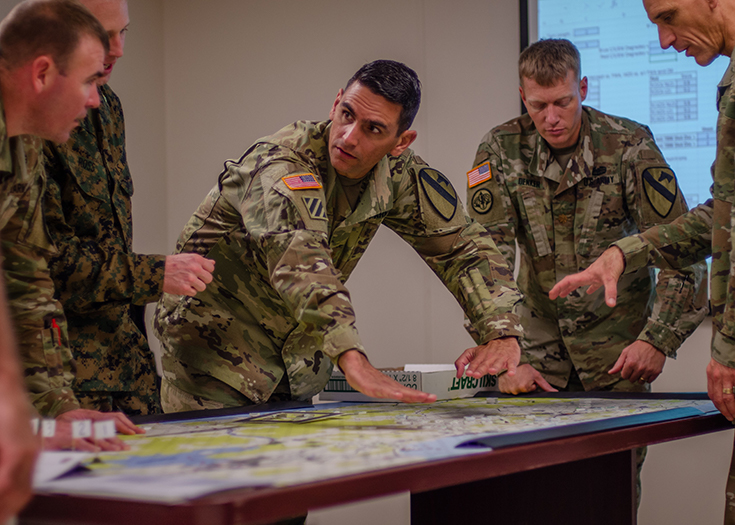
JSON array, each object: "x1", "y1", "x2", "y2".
[
  {"x1": 282, "y1": 173, "x2": 322, "y2": 190},
  {"x1": 467, "y1": 162, "x2": 492, "y2": 188}
]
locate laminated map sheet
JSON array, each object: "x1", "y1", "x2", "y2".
[{"x1": 34, "y1": 396, "x2": 717, "y2": 503}]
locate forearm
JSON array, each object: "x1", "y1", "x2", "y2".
[
  {"x1": 418, "y1": 222, "x2": 522, "y2": 343},
  {"x1": 2, "y1": 239, "x2": 80, "y2": 416},
  {"x1": 637, "y1": 263, "x2": 708, "y2": 356},
  {"x1": 44, "y1": 171, "x2": 166, "y2": 310},
  {"x1": 614, "y1": 201, "x2": 713, "y2": 274},
  {"x1": 268, "y1": 230, "x2": 365, "y2": 361},
  {"x1": 49, "y1": 239, "x2": 166, "y2": 310}
]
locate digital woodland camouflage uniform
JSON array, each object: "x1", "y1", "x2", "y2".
[
  {"x1": 0, "y1": 93, "x2": 80, "y2": 417},
  {"x1": 154, "y1": 120, "x2": 522, "y2": 411},
  {"x1": 467, "y1": 106, "x2": 707, "y2": 392},
  {"x1": 43, "y1": 84, "x2": 163, "y2": 415},
  {"x1": 613, "y1": 50, "x2": 735, "y2": 524}
]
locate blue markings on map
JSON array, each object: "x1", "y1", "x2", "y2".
[{"x1": 104, "y1": 447, "x2": 257, "y2": 469}]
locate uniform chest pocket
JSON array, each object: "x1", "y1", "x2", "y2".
[
  {"x1": 520, "y1": 190, "x2": 552, "y2": 257},
  {"x1": 577, "y1": 190, "x2": 605, "y2": 257}
]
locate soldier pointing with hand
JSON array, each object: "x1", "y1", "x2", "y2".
[{"x1": 154, "y1": 60, "x2": 524, "y2": 411}]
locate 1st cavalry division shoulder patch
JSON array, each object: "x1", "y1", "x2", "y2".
[
  {"x1": 282, "y1": 173, "x2": 322, "y2": 190},
  {"x1": 419, "y1": 168, "x2": 457, "y2": 221},
  {"x1": 642, "y1": 167, "x2": 677, "y2": 217}
]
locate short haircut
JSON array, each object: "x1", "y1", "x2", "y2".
[
  {"x1": 346, "y1": 59, "x2": 421, "y2": 135},
  {"x1": 518, "y1": 38, "x2": 581, "y2": 87},
  {"x1": 0, "y1": 0, "x2": 109, "y2": 74}
]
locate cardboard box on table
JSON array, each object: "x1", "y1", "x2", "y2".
[{"x1": 319, "y1": 364, "x2": 499, "y2": 402}]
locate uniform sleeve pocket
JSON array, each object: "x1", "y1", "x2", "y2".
[{"x1": 40, "y1": 321, "x2": 65, "y2": 387}]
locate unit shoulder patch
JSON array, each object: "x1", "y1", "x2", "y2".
[
  {"x1": 419, "y1": 168, "x2": 457, "y2": 221},
  {"x1": 303, "y1": 196, "x2": 328, "y2": 221},
  {"x1": 642, "y1": 167, "x2": 677, "y2": 218},
  {"x1": 471, "y1": 188, "x2": 493, "y2": 215},
  {"x1": 282, "y1": 173, "x2": 322, "y2": 190}
]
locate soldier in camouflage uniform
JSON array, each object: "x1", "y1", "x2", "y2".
[
  {"x1": 155, "y1": 60, "x2": 523, "y2": 412},
  {"x1": 468, "y1": 39, "x2": 707, "y2": 396},
  {"x1": 43, "y1": 0, "x2": 214, "y2": 416},
  {"x1": 0, "y1": 0, "x2": 140, "y2": 449},
  {"x1": 548, "y1": 2, "x2": 735, "y2": 521}
]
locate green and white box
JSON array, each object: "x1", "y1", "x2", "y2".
[{"x1": 319, "y1": 364, "x2": 499, "y2": 402}]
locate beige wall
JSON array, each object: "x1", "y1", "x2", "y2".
[
  {"x1": 159, "y1": 0, "x2": 523, "y2": 366},
  {"x1": 1, "y1": 0, "x2": 729, "y2": 523}
]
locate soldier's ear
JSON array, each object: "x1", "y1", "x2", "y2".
[
  {"x1": 31, "y1": 55, "x2": 57, "y2": 94},
  {"x1": 579, "y1": 76, "x2": 588, "y2": 102},
  {"x1": 329, "y1": 89, "x2": 344, "y2": 121},
  {"x1": 390, "y1": 130, "x2": 417, "y2": 157},
  {"x1": 519, "y1": 78, "x2": 528, "y2": 105}
]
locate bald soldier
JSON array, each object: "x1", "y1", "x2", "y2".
[
  {"x1": 154, "y1": 60, "x2": 523, "y2": 411},
  {"x1": 467, "y1": 39, "x2": 706, "y2": 397},
  {"x1": 548, "y1": 1, "x2": 735, "y2": 522},
  {"x1": 42, "y1": 0, "x2": 214, "y2": 416}
]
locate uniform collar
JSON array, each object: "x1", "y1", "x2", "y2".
[
  {"x1": 529, "y1": 108, "x2": 594, "y2": 193},
  {"x1": 719, "y1": 49, "x2": 735, "y2": 89},
  {"x1": 76, "y1": 84, "x2": 112, "y2": 140},
  {"x1": 717, "y1": 49, "x2": 735, "y2": 109},
  {"x1": 324, "y1": 127, "x2": 395, "y2": 226}
]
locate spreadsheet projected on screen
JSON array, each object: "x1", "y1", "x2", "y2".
[{"x1": 535, "y1": 0, "x2": 729, "y2": 207}]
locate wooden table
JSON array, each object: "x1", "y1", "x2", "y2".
[{"x1": 20, "y1": 393, "x2": 731, "y2": 525}]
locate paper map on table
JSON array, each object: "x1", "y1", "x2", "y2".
[{"x1": 35, "y1": 397, "x2": 716, "y2": 502}]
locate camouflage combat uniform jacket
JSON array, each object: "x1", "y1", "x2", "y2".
[
  {"x1": 43, "y1": 84, "x2": 164, "y2": 407},
  {"x1": 467, "y1": 107, "x2": 707, "y2": 390},
  {"x1": 615, "y1": 51, "x2": 735, "y2": 369},
  {"x1": 0, "y1": 95, "x2": 80, "y2": 417},
  {"x1": 155, "y1": 120, "x2": 522, "y2": 406}
]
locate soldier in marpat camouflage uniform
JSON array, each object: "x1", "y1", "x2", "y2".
[
  {"x1": 468, "y1": 39, "x2": 707, "y2": 396},
  {"x1": 548, "y1": 2, "x2": 735, "y2": 522},
  {"x1": 0, "y1": 0, "x2": 140, "y2": 451},
  {"x1": 43, "y1": 0, "x2": 214, "y2": 416},
  {"x1": 155, "y1": 60, "x2": 523, "y2": 412}
]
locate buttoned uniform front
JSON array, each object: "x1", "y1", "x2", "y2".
[
  {"x1": 43, "y1": 84, "x2": 164, "y2": 415},
  {"x1": 0, "y1": 93, "x2": 80, "y2": 417},
  {"x1": 154, "y1": 120, "x2": 522, "y2": 410},
  {"x1": 468, "y1": 106, "x2": 707, "y2": 391}
]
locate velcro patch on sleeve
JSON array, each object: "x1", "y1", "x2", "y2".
[
  {"x1": 303, "y1": 197, "x2": 328, "y2": 220},
  {"x1": 642, "y1": 167, "x2": 677, "y2": 218},
  {"x1": 282, "y1": 173, "x2": 322, "y2": 190},
  {"x1": 419, "y1": 168, "x2": 458, "y2": 222},
  {"x1": 467, "y1": 162, "x2": 492, "y2": 188}
]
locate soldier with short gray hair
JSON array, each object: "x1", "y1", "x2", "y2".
[{"x1": 548, "y1": 1, "x2": 735, "y2": 521}]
